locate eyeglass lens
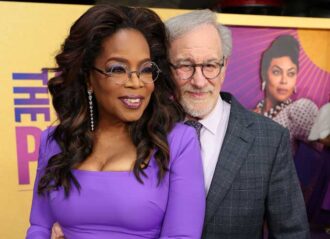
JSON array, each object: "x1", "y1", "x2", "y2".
[
  {"x1": 101, "y1": 62, "x2": 160, "y2": 84},
  {"x1": 173, "y1": 57, "x2": 224, "y2": 80}
]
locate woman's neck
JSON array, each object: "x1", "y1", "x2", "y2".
[
  {"x1": 95, "y1": 118, "x2": 129, "y2": 138},
  {"x1": 263, "y1": 96, "x2": 279, "y2": 113}
]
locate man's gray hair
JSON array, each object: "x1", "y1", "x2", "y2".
[{"x1": 165, "y1": 9, "x2": 232, "y2": 58}]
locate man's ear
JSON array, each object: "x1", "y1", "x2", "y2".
[
  {"x1": 220, "y1": 58, "x2": 228, "y2": 84},
  {"x1": 220, "y1": 73, "x2": 226, "y2": 84},
  {"x1": 224, "y1": 57, "x2": 229, "y2": 67}
]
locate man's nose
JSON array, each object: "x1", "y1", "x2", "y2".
[{"x1": 190, "y1": 66, "x2": 208, "y2": 88}]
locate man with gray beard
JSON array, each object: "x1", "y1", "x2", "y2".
[
  {"x1": 165, "y1": 9, "x2": 310, "y2": 239},
  {"x1": 51, "y1": 9, "x2": 310, "y2": 239}
]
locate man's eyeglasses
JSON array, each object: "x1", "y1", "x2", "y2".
[
  {"x1": 92, "y1": 61, "x2": 161, "y2": 85},
  {"x1": 169, "y1": 57, "x2": 225, "y2": 81}
]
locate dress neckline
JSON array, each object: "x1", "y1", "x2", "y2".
[{"x1": 72, "y1": 153, "x2": 156, "y2": 174}]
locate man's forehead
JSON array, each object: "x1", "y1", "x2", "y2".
[
  {"x1": 171, "y1": 29, "x2": 220, "y2": 45},
  {"x1": 170, "y1": 45, "x2": 221, "y2": 63},
  {"x1": 169, "y1": 24, "x2": 222, "y2": 60},
  {"x1": 173, "y1": 55, "x2": 220, "y2": 64}
]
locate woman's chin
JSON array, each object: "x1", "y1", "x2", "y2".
[{"x1": 122, "y1": 113, "x2": 145, "y2": 123}]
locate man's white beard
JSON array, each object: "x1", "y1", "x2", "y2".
[
  {"x1": 180, "y1": 97, "x2": 215, "y2": 118},
  {"x1": 179, "y1": 84, "x2": 216, "y2": 118}
]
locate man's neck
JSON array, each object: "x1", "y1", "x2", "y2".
[{"x1": 186, "y1": 115, "x2": 202, "y2": 121}]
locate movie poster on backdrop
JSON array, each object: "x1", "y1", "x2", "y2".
[
  {"x1": 0, "y1": 1, "x2": 330, "y2": 238},
  {"x1": 223, "y1": 26, "x2": 330, "y2": 202}
]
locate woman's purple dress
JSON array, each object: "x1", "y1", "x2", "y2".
[{"x1": 26, "y1": 123, "x2": 205, "y2": 239}]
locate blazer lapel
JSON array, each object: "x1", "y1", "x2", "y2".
[{"x1": 205, "y1": 93, "x2": 255, "y2": 223}]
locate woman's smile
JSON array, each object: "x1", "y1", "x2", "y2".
[{"x1": 119, "y1": 95, "x2": 144, "y2": 109}]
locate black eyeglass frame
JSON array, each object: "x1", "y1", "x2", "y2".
[
  {"x1": 91, "y1": 61, "x2": 161, "y2": 84},
  {"x1": 169, "y1": 56, "x2": 225, "y2": 80}
]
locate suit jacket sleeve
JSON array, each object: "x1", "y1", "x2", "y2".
[{"x1": 266, "y1": 128, "x2": 310, "y2": 239}]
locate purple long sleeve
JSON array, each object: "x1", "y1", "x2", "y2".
[
  {"x1": 26, "y1": 123, "x2": 205, "y2": 239},
  {"x1": 26, "y1": 128, "x2": 58, "y2": 239}
]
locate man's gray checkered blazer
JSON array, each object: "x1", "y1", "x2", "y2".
[{"x1": 202, "y1": 92, "x2": 310, "y2": 239}]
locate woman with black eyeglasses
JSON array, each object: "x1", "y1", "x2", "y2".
[{"x1": 26, "y1": 4, "x2": 205, "y2": 239}]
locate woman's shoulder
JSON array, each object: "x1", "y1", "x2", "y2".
[
  {"x1": 168, "y1": 122, "x2": 196, "y2": 141},
  {"x1": 291, "y1": 98, "x2": 318, "y2": 111},
  {"x1": 282, "y1": 98, "x2": 318, "y2": 129},
  {"x1": 287, "y1": 98, "x2": 318, "y2": 117},
  {"x1": 40, "y1": 126, "x2": 54, "y2": 141},
  {"x1": 38, "y1": 126, "x2": 61, "y2": 168},
  {"x1": 167, "y1": 122, "x2": 199, "y2": 157},
  {"x1": 40, "y1": 126, "x2": 57, "y2": 149}
]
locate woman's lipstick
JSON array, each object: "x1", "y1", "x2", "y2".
[{"x1": 119, "y1": 96, "x2": 144, "y2": 109}]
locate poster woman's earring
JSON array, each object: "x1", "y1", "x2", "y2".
[
  {"x1": 294, "y1": 86, "x2": 297, "y2": 94},
  {"x1": 262, "y1": 81, "x2": 266, "y2": 91},
  {"x1": 88, "y1": 90, "x2": 94, "y2": 132}
]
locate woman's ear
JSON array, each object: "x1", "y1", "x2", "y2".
[
  {"x1": 87, "y1": 83, "x2": 93, "y2": 92},
  {"x1": 85, "y1": 71, "x2": 93, "y2": 92}
]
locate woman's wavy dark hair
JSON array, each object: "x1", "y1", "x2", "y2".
[{"x1": 38, "y1": 4, "x2": 184, "y2": 196}]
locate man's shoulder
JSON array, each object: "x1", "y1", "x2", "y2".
[
  {"x1": 243, "y1": 105, "x2": 285, "y2": 130},
  {"x1": 226, "y1": 93, "x2": 287, "y2": 133}
]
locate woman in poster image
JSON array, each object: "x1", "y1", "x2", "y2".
[
  {"x1": 26, "y1": 4, "x2": 205, "y2": 239},
  {"x1": 254, "y1": 34, "x2": 319, "y2": 153}
]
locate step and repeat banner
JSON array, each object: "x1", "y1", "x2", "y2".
[{"x1": 1, "y1": 1, "x2": 330, "y2": 238}]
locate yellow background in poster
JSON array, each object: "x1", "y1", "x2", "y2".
[
  {"x1": 298, "y1": 29, "x2": 330, "y2": 72},
  {"x1": 1, "y1": 2, "x2": 330, "y2": 238}
]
